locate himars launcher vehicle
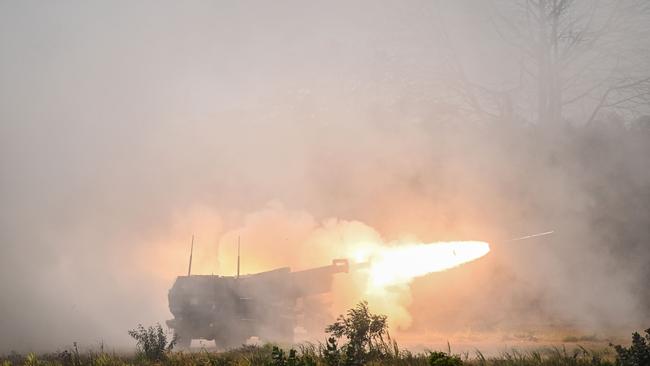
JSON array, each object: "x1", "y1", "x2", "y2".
[
  {"x1": 167, "y1": 232, "x2": 552, "y2": 348},
  {"x1": 166, "y1": 238, "x2": 350, "y2": 348}
]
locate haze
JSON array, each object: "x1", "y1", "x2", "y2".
[{"x1": 1, "y1": 0, "x2": 649, "y2": 353}]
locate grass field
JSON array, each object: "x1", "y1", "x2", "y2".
[
  {"x1": 0, "y1": 342, "x2": 622, "y2": 366},
  {"x1": 2, "y1": 303, "x2": 646, "y2": 366}
]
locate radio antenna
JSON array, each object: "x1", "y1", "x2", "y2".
[
  {"x1": 187, "y1": 235, "x2": 194, "y2": 276},
  {"x1": 237, "y1": 236, "x2": 241, "y2": 279}
]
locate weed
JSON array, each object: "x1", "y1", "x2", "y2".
[
  {"x1": 128, "y1": 323, "x2": 176, "y2": 362},
  {"x1": 326, "y1": 301, "x2": 389, "y2": 364},
  {"x1": 24, "y1": 354, "x2": 39, "y2": 366},
  {"x1": 428, "y1": 351, "x2": 462, "y2": 366}
]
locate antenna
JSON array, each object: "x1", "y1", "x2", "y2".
[
  {"x1": 237, "y1": 236, "x2": 240, "y2": 279},
  {"x1": 187, "y1": 235, "x2": 194, "y2": 276}
]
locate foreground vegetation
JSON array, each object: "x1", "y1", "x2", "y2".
[
  {"x1": 0, "y1": 344, "x2": 628, "y2": 366},
  {"x1": 0, "y1": 342, "x2": 635, "y2": 366},
  {"x1": 2, "y1": 303, "x2": 648, "y2": 366}
]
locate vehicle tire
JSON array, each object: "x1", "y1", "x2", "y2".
[
  {"x1": 215, "y1": 334, "x2": 246, "y2": 350},
  {"x1": 174, "y1": 333, "x2": 191, "y2": 349}
]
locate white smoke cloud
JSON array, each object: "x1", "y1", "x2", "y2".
[{"x1": 2, "y1": 0, "x2": 649, "y2": 354}]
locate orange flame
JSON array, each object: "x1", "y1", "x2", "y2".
[{"x1": 362, "y1": 241, "x2": 490, "y2": 289}]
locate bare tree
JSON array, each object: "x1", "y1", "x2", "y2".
[
  {"x1": 495, "y1": 0, "x2": 650, "y2": 125},
  {"x1": 435, "y1": 0, "x2": 650, "y2": 125}
]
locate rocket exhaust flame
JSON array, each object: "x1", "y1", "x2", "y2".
[{"x1": 355, "y1": 241, "x2": 491, "y2": 289}]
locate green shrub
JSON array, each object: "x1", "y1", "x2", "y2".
[
  {"x1": 267, "y1": 346, "x2": 317, "y2": 366},
  {"x1": 428, "y1": 351, "x2": 462, "y2": 366},
  {"x1": 612, "y1": 329, "x2": 650, "y2": 366},
  {"x1": 270, "y1": 346, "x2": 287, "y2": 366},
  {"x1": 128, "y1": 323, "x2": 176, "y2": 362},
  {"x1": 325, "y1": 301, "x2": 388, "y2": 364},
  {"x1": 24, "y1": 354, "x2": 39, "y2": 366},
  {"x1": 323, "y1": 337, "x2": 342, "y2": 366}
]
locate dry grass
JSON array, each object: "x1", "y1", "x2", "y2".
[{"x1": 0, "y1": 343, "x2": 615, "y2": 366}]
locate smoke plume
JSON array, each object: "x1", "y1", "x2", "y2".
[{"x1": 1, "y1": 0, "x2": 649, "y2": 353}]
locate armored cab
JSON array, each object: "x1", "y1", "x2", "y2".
[{"x1": 166, "y1": 259, "x2": 349, "y2": 348}]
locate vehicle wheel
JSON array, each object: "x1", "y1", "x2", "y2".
[
  {"x1": 174, "y1": 333, "x2": 191, "y2": 349},
  {"x1": 215, "y1": 333, "x2": 246, "y2": 350}
]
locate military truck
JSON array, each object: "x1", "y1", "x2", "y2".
[{"x1": 166, "y1": 258, "x2": 349, "y2": 348}]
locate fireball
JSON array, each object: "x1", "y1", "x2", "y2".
[{"x1": 363, "y1": 241, "x2": 490, "y2": 289}]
